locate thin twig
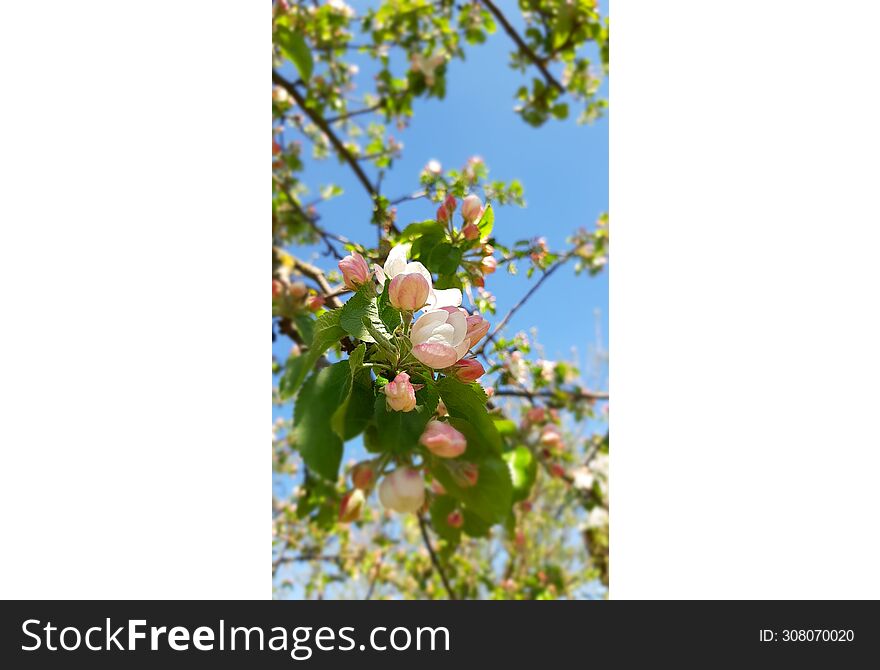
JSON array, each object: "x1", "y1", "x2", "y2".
[
  {"x1": 479, "y1": 0, "x2": 566, "y2": 94},
  {"x1": 273, "y1": 70, "x2": 377, "y2": 199},
  {"x1": 494, "y1": 388, "x2": 608, "y2": 402},
  {"x1": 418, "y1": 516, "x2": 458, "y2": 600},
  {"x1": 325, "y1": 104, "x2": 383, "y2": 124},
  {"x1": 475, "y1": 249, "x2": 576, "y2": 356}
]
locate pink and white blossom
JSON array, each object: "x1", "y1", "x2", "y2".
[{"x1": 410, "y1": 308, "x2": 471, "y2": 369}]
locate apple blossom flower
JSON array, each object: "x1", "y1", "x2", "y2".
[
  {"x1": 506, "y1": 351, "x2": 528, "y2": 384},
  {"x1": 327, "y1": 0, "x2": 355, "y2": 18},
  {"x1": 446, "y1": 510, "x2": 464, "y2": 529},
  {"x1": 587, "y1": 506, "x2": 609, "y2": 529},
  {"x1": 549, "y1": 463, "x2": 567, "y2": 478},
  {"x1": 461, "y1": 194, "x2": 483, "y2": 224},
  {"x1": 382, "y1": 372, "x2": 422, "y2": 412},
  {"x1": 424, "y1": 159, "x2": 442, "y2": 175},
  {"x1": 572, "y1": 466, "x2": 595, "y2": 491},
  {"x1": 465, "y1": 313, "x2": 490, "y2": 345},
  {"x1": 436, "y1": 193, "x2": 456, "y2": 223},
  {"x1": 462, "y1": 221, "x2": 480, "y2": 240},
  {"x1": 420, "y1": 420, "x2": 467, "y2": 458},
  {"x1": 378, "y1": 467, "x2": 425, "y2": 514},
  {"x1": 410, "y1": 51, "x2": 447, "y2": 86},
  {"x1": 539, "y1": 359, "x2": 556, "y2": 383},
  {"x1": 338, "y1": 252, "x2": 371, "y2": 290},
  {"x1": 339, "y1": 489, "x2": 365, "y2": 522},
  {"x1": 526, "y1": 407, "x2": 546, "y2": 424},
  {"x1": 481, "y1": 255, "x2": 497, "y2": 275},
  {"x1": 374, "y1": 244, "x2": 462, "y2": 310},
  {"x1": 410, "y1": 308, "x2": 471, "y2": 369},
  {"x1": 289, "y1": 281, "x2": 307, "y2": 299},
  {"x1": 540, "y1": 424, "x2": 563, "y2": 448},
  {"x1": 351, "y1": 460, "x2": 377, "y2": 490},
  {"x1": 451, "y1": 358, "x2": 485, "y2": 382},
  {"x1": 389, "y1": 272, "x2": 430, "y2": 310}
]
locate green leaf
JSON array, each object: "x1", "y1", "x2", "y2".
[
  {"x1": 432, "y1": 454, "x2": 513, "y2": 524},
  {"x1": 279, "y1": 309, "x2": 345, "y2": 399},
  {"x1": 277, "y1": 28, "x2": 313, "y2": 81},
  {"x1": 340, "y1": 288, "x2": 377, "y2": 343},
  {"x1": 372, "y1": 385, "x2": 438, "y2": 454},
  {"x1": 427, "y1": 242, "x2": 463, "y2": 276},
  {"x1": 551, "y1": 103, "x2": 569, "y2": 120},
  {"x1": 292, "y1": 362, "x2": 353, "y2": 481},
  {"x1": 462, "y1": 509, "x2": 492, "y2": 537},
  {"x1": 437, "y1": 377, "x2": 501, "y2": 454},
  {"x1": 477, "y1": 204, "x2": 494, "y2": 239},
  {"x1": 293, "y1": 313, "x2": 315, "y2": 343},
  {"x1": 504, "y1": 445, "x2": 538, "y2": 502},
  {"x1": 377, "y1": 280, "x2": 402, "y2": 333},
  {"x1": 493, "y1": 418, "x2": 518, "y2": 436},
  {"x1": 331, "y1": 344, "x2": 373, "y2": 441}
]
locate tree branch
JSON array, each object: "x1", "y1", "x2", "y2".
[
  {"x1": 494, "y1": 388, "x2": 608, "y2": 402},
  {"x1": 479, "y1": 0, "x2": 566, "y2": 94},
  {"x1": 418, "y1": 515, "x2": 458, "y2": 600},
  {"x1": 273, "y1": 70, "x2": 377, "y2": 199},
  {"x1": 475, "y1": 249, "x2": 576, "y2": 356},
  {"x1": 290, "y1": 256, "x2": 343, "y2": 309},
  {"x1": 325, "y1": 104, "x2": 383, "y2": 124}
]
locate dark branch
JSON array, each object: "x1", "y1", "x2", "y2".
[
  {"x1": 479, "y1": 0, "x2": 566, "y2": 94},
  {"x1": 273, "y1": 70, "x2": 377, "y2": 199},
  {"x1": 418, "y1": 516, "x2": 458, "y2": 600},
  {"x1": 475, "y1": 249, "x2": 576, "y2": 356},
  {"x1": 494, "y1": 388, "x2": 608, "y2": 402}
]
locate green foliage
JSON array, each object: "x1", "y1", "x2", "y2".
[
  {"x1": 372, "y1": 385, "x2": 438, "y2": 454},
  {"x1": 504, "y1": 446, "x2": 538, "y2": 502},
  {"x1": 437, "y1": 377, "x2": 501, "y2": 454},
  {"x1": 279, "y1": 310, "x2": 345, "y2": 400},
  {"x1": 432, "y1": 454, "x2": 513, "y2": 525}
]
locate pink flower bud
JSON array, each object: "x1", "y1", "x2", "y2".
[
  {"x1": 382, "y1": 372, "x2": 419, "y2": 412},
  {"x1": 338, "y1": 252, "x2": 371, "y2": 290},
  {"x1": 549, "y1": 463, "x2": 567, "y2": 479},
  {"x1": 527, "y1": 407, "x2": 546, "y2": 424},
  {"x1": 351, "y1": 460, "x2": 377, "y2": 490},
  {"x1": 378, "y1": 467, "x2": 425, "y2": 514},
  {"x1": 389, "y1": 272, "x2": 430, "y2": 311},
  {"x1": 420, "y1": 420, "x2": 467, "y2": 458},
  {"x1": 465, "y1": 313, "x2": 490, "y2": 345},
  {"x1": 451, "y1": 358, "x2": 485, "y2": 382},
  {"x1": 462, "y1": 221, "x2": 480, "y2": 240},
  {"x1": 445, "y1": 460, "x2": 479, "y2": 488},
  {"x1": 540, "y1": 424, "x2": 563, "y2": 447},
  {"x1": 339, "y1": 489, "x2": 365, "y2": 523},
  {"x1": 436, "y1": 194, "x2": 456, "y2": 223},
  {"x1": 272, "y1": 279, "x2": 283, "y2": 299},
  {"x1": 480, "y1": 255, "x2": 497, "y2": 275},
  {"x1": 306, "y1": 294, "x2": 325, "y2": 311},
  {"x1": 460, "y1": 194, "x2": 483, "y2": 223},
  {"x1": 446, "y1": 510, "x2": 463, "y2": 528},
  {"x1": 430, "y1": 479, "x2": 447, "y2": 495}
]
